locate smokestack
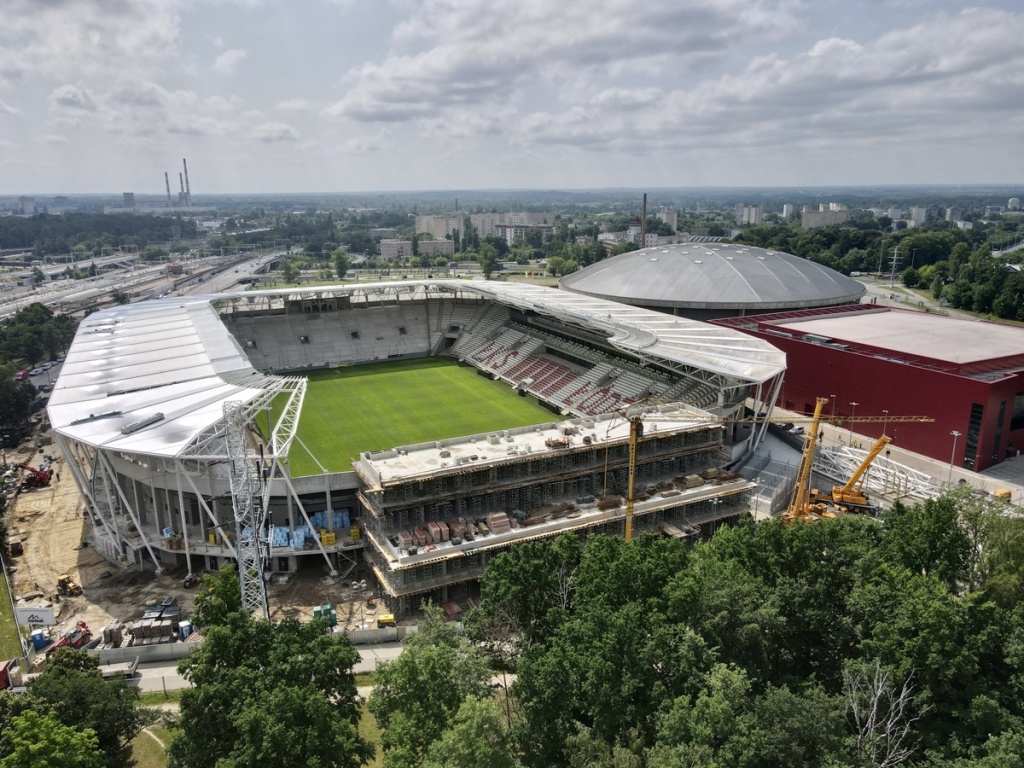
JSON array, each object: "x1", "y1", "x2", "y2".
[
  {"x1": 179, "y1": 173, "x2": 185, "y2": 194},
  {"x1": 640, "y1": 193, "x2": 647, "y2": 248},
  {"x1": 183, "y1": 158, "x2": 192, "y2": 207},
  {"x1": 164, "y1": 172, "x2": 171, "y2": 205}
]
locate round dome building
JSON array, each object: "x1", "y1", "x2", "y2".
[{"x1": 559, "y1": 241, "x2": 865, "y2": 321}]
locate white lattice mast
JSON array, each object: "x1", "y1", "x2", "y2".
[{"x1": 223, "y1": 401, "x2": 269, "y2": 619}]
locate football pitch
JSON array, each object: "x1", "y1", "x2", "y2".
[{"x1": 277, "y1": 358, "x2": 554, "y2": 476}]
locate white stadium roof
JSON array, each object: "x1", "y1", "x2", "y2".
[{"x1": 49, "y1": 280, "x2": 785, "y2": 458}]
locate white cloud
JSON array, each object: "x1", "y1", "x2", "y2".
[
  {"x1": 328, "y1": 0, "x2": 800, "y2": 121},
  {"x1": 50, "y1": 84, "x2": 98, "y2": 112},
  {"x1": 214, "y1": 48, "x2": 247, "y2": 75},
  {"x1": 39, "y1": 135, "x2": 70, "y2": 145},
  {"x1": 251, "y1": 122, "x2": 299, "y2": 142},
  {"x1": 277, "y1": 98, "x2": 312, "y2": 113},
  {"x1": 0, "y1": 0, "x2": 180, "y2": 84},
  {"x1": 498, "y1": 7, "x2": 1024, "y2": 157},
  {"x1": 0, "y1": 98, "x2": 22, "y2": 116}
]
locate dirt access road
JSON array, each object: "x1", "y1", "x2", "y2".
[{"x1": 5, "y1": 446, "x2": 379, "y2": 643}]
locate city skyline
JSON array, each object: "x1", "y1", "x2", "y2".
[{"x1": 1, "y1": 0, "x2": 1023, "y2": 195}]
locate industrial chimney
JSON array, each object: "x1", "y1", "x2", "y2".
[
  {"x1": 164, "y1": 172, "x2": 172, "y2": 206},
  {"x1": 182, "y1": 158, "x2": 192, "y2": 207}
]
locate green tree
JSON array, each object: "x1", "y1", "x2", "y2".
[
  {"x1": 369, "y1": 605, "x2": 491, "y2": 768},
  {"x1": 477, "y1": 242, "x2": 500, "y2": 280},
  {"x1": 111, "y1": 291, "x2": 129, "y2": 305},
  {"x1": 422, "y1": 697, "x2": 522, "y2": 768},
  {"x1": 27, "y1": 648, "x2": 142, "y2": 768},
  {"x1": 170, "y1": 611, "x2": 370, "y2": 768},
  {"x1": 0, "y1": 364, "x2": 36, "y2": 445},
  {"x1": 476, "y1": 533, "x2": 580, "y2": 644},
  {"x1": 280, "y1": 258, "x2": 297, "y2": 283},
  {"x1": 0, "y1": 709, "x2": 104, "y2": 768},
  {"x1": 30, "y1": 267, "x2": 45, "y2": 285},
  {"x1": 333, "y1": 248, "x2": 351, "y2": 280},
  {"x1": 191, "y1": 564, "x2": 242, "y2": 627}
]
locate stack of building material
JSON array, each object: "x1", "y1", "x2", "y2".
[
  {"x1": 414, "y1": 527, "x2": 430, "y2": 547},
  {"x1": 427, "y1": 521, "x2": 442, "y2": 543},
  {"x1": 436, "y1": 521, "x2": 450, "y2": 542},
  {"x1": 397, "y1": 531, "x2": 414, "y2": 550},
  {"x1": 487, "y1": 512, "x2": 511, "y2": 535},
  {"x1": 97, "y1": 620, "x2": 124, "y2": 649}
]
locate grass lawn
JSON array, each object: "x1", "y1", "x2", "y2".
[
  {"x1": 130, "y1": 722, "x2": 179, "y2": 768},
  {"x1": 278, "y1": 357, "x2": 553, "y2": 476},
  {"x1": 0, "y1": 566, "x2": 24, "y2": 660},
  {"x1": 359, "y1": 702, "x2": 384, "y2": 768},
  {"x1": 137, "y1": 689, "x2": 185, "y2": 707}
]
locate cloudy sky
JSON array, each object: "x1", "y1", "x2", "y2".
[{"x1": 1, "y1": 0, "x2": 1022, "y2": 195}]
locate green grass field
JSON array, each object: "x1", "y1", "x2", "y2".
[
  {"x1": 0, "y1": 566, "x2": 24, "y2": 660},
  {"x1": 278, "y1": 358, "x2": 553, "y2": 476}
]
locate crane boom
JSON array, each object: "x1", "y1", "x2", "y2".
[
  {"x1": 784, "y1": 397, "x2": 828, "y2": 524},
  {"x1": 828, "y1": 434, "x2": 892, "y2": 507}
]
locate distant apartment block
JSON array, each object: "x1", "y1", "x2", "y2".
[
  {"x1": 495, "y1": 223, "x2": 554, "y2": 246},
  {"x1": 415, "y1": 214, "x2": 463, "y2": 240},
  {"x1": 801, "y1": 204, "x2": 850, "y2": 229},
  {"x1": 946, "y1": 206, "x2": 962, "y2": 222},
  {"x1": 379, "y1": 238, "x2": 455, "y2": 262},
  {"x1": 657, "y1": 208, "x2": 678, "y2": 231},
  {"x1": 18, "y1": 196, "x2": 35, "y2": 215},
  {"x1": 782, "y1": 203, "x2": 795, "y2": 219},
  {"x1": 1009, "y1": 198, "x2": 1021, "y2": 211},
  {"x1": 738, "y1": 205, "x2": 762, "y2": 226},
  {"x1": 370, "y1": 228, "x2": 398, "y2": 239},
  {"x1": 910, "y1": 207, "x2": 927, "y2": 226},
  {"x1": 468, "y1": 211, "x2": 556, "y2": 239}
]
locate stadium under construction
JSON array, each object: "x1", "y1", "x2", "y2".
[{"x1": 47, "y1": 280, "x2": 787, "y2": 616}]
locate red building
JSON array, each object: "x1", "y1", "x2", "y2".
[{"x1": 714, "y1": 305, "x2": 1024, "y2": 471}]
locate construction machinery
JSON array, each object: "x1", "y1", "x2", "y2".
[
  {"x1": 812, "y1": 434, "x2": 892, "y2": 513},
  {"x1": 784, "y1": 398, "x2": 831, "y2": 524},
  {"x1": 785, "y1": 398, "x2": 918, "y2": 523},
  {"x1": 57, "y1": 574, "x2": 83, "y2": 597},
  {"x1": 19, "y1": 463, "x2": 52, "y2": 489},
  {"x1": 46, "y1": 621, "x2": 91, "y2": 656}
]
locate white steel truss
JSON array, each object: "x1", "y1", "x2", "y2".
[{"x1": 817, "y1": 444, "x2": 942, "y2": 504}]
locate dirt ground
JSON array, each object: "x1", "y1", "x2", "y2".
[{"x1": 5, "y1": 444, "x2": 382, "y2": 642}]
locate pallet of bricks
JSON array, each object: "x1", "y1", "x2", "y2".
[
  {"x1": 126, "y1": 617, "x2": 178, "y2": 645},
  {"x1": 96, "y1": 620, "x2": 126, "y2": 650}
]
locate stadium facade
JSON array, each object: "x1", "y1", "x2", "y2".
[{"x1": 48, "y1": 280, "x2": 786, "y2": 615}]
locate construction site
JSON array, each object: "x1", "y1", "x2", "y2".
[{"x1": 5, "y1": 277, "x2": 1023, "y2": 656}]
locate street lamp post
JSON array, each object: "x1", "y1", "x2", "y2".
[
  {"x1": 882, "y1": 409, "x2": 889, "y2": 436},
  {"x1": 949, "y1": 430, "x2": 961, "y2": 486},
  {"x1": 848, "y1": 402, "x2": 859, "y2": 444}
]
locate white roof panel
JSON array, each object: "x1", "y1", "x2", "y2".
[{"x1": 51, "y1": 280, "x2": 785, "y2": 458}]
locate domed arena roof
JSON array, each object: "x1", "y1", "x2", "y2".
[{"x1": 559, "y1": 241, "x2": 865, "y2": 313}]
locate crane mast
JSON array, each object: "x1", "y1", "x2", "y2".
[
  {"x1": 784, "y1": 397, "x2": 828, "y2": 523},
  {"x1": 223, "y1": 401, "x2": 269, "y2": 619}
]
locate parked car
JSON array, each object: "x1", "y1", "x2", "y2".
[{"x1": 28, "y1": 368, "x2": 42, "y2": 376}]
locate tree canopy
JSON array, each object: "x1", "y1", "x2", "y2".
[
  {"x1": 463, "y1": 489, "x2": 1024, "y2": 768},
  {"x1": 169, "y1": 570, "x2": 371, "y2": 768}
]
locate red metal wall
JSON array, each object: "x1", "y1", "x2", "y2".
[{"x1": 744, "y1": 332, "x2": 1024, "y2": 471}]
